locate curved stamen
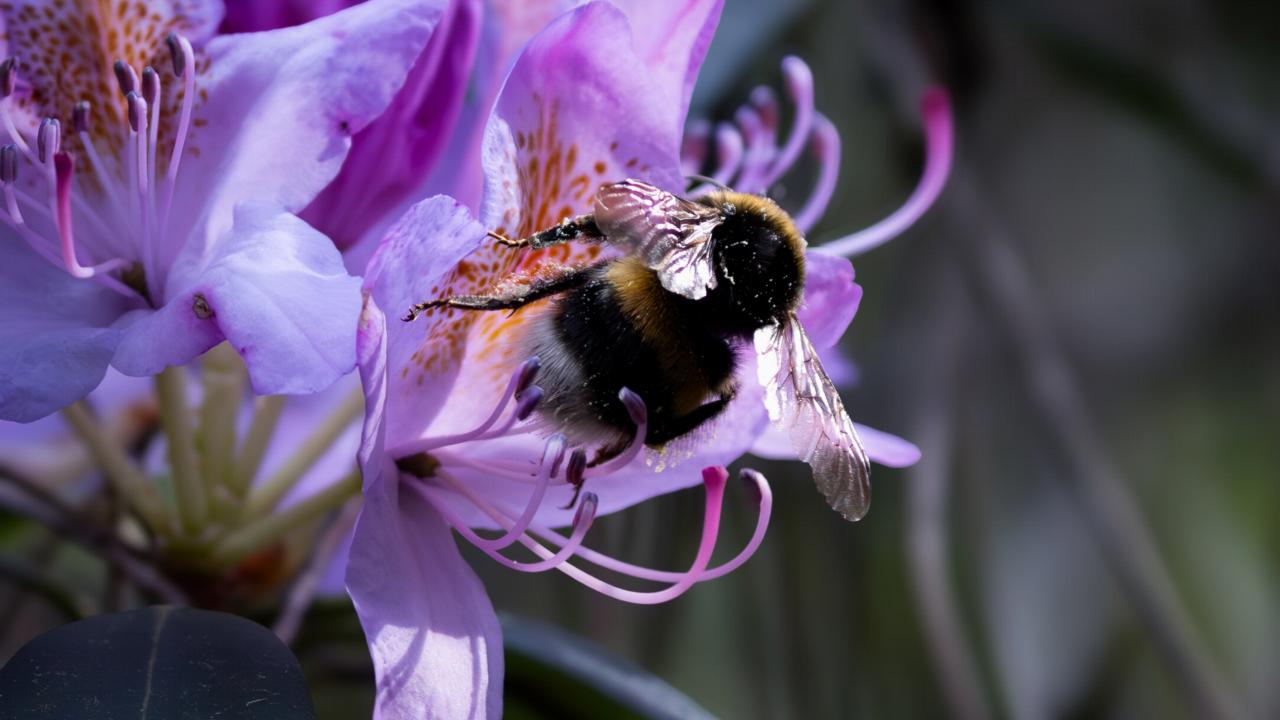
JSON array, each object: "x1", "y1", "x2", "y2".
[
  {"x1": 688, "y1": 123, "x2": 744, "y2": 199},
  {"x1": 37, "y1": 117, "x2": 58, "y2": 164},
  {"x1": 586, "y1": 387, "x2": 648, "y2": 478},
  {"x1": 387, "y1": 357, "x2": 541, "y2": 457},
  {"x1": 471, "y1": 385, "x2": 542, "y2": 442},
  {"x1": 529, "y1": 467, "x2": 772, "y2": 582},
  {"x1": 761, "y1": 56, "x2": 816, "y2": 188},
  {"x1": 420, "y1": 482, "x2": 598, "y2": 572},
  {"x1": 464, "y1": 434, "x2": 564, "y2": 552},
  {"x1": 793, "y1": 114, "x2": 840, "y2": 234},
  {"x1": 160, "y1": 34, "x2": 195, "y2": 232},
  {"x1": 74, "y1": 101, "x2": 129, "y2": 231},
  {"x1": 1, "y1": 144, "x2": 59, "y2": 266},
  {"x1": 732, "y1": 106, "x2": 771, "y2": 194},
  {"x1": 816, "y1": 87, "x2": 954, "y2": 257},
  {"x1": 52, "y1": 153, "x2": 130, "y2": 290},
  {"x1": 442, "y1": 465, "x2": 729, "y2": 604},
  {"x1": 127, "y1": 92, "x2": 157, "y2": 300},
  {"x1": 112, "y1": 60, "x2": 137, "y2": 96}
]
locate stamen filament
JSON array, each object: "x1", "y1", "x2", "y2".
[
  {"x1": 156, "y1": 364, "x2": 208, "y2": 534},
  {"x1": 816, "y1": 87, "x2": 954, "y2": 257},
  {"x1": 52, "y1": 153, "x2": 132, "y2": 294},
  {"x1": 761, "y1": 56, "x2": 816, "y2": 188},
  {"x1": 529, "y1": 468, "x2": 772, "y2": 582},
  {"x1": 160, "y1": 34, "x2": 195, "y2": 232},
  {"x1": 420, "y1": 482, "x2": 597, "y2": 572},
  {"x1": 467, "y1": 435, "x2": 564, "y2": 552},
  {"x1": 387, "y1": 357, "x2": 540, "y2": 457},
  {"x1": 586, "y1": 388, "x2": 648, "y2": 478},
  {"x1": 793, "y1": 114, "x2": 840, "y2": 234},
  {"x1": 444, "y1": 466, "x2": 729, "y2": 604},
  {"x1": 431, "y1": 448, "x2": 542, "y2": 482}
]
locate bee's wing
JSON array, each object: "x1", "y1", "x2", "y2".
[
  {"x1": 593, "y1": 179, "x2": 723, "y2": 299},
  {"x1": 754, "y1": 314, "x2": 872, "y2": 521}
]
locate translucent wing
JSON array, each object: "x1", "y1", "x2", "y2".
[
  {"x1": 593, "y1": 179, "x2": 724, "y2": 300},
  {"x1": 754, "y1": 313, "x2": 872, "y2": 521}
]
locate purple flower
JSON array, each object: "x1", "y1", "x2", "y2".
[
  {"x1": 0, "y1": 0, "x2": 443, "y2": 422},
  {"x1": 346, "y1": 0, "x2": 952, "y2": 715}
]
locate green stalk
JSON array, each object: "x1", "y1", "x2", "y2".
[
  {"x1": 229, "y1": 395, "x2": 286, "y2": 497},
  {"x1": 198, "y1": 343, "x2": 245, "y2": 499},
  {"x1": 211, "y1": 471, "x2": 361, "y2": 567},
  {"x1": 242, "y1": 390, "x2": 363, "y2": 521},
  {"x1": 61, "y1": 402, "x2": 170, "y2": 533},
  {"x1": 156, "y1": 366, "x2": 207, "y2": 534}
]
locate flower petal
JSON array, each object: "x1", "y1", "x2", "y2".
[
  {"x1": 797, "y1": 251, "x2": 861, "y2": 348},
  {"x1": 0, "y1": 238, "x2": 133, "y2": 422},
  {"x1": 113, "y1": 204, "x2": 361, "y2": 395},
  {"x1": 347, "y1": 459, "x2": 503, "y2": 720},
  {"x1": 362, "y1": 196, "x2": 489, "y2": 449},
  {"x1": 219, "y1": 0, "x2": 358, "y2": 32},
  {"x1": 304, "y1": 0, "x2": 483, "y2": 257},
  {"x1": 163, "y1": 0, "x2": 445, "y2": 275},
  {"x1": 481, "y1": 1, "x2": 686, "y2": 237},
  {"x1": 750, "y1": 421, "x2": 919, "y2": 468},
  {"x1": 607, "y1": 0, "x2": 723, "y2": 124}
]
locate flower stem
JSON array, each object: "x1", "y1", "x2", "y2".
[
  {"x1": 229, "y1": 395, "x2": 286, "y2": 497},
  {"x1": 212, "y1": 471, "x2": 360, "y2": 567},
  {"x1": 198, "y1": 343, "x2": 245, "y2": 499},
  {"x1": 242, "y1": 390, "x2": 363, "y2": 521},
  {"x1": 61, "y1": 401, "x2": 169, "y2": 533},
  {"x1": 156, "y1": 365, "x2": 207, "y2": 534}
]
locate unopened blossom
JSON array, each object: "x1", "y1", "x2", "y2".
[
  {"x1": 347, "y1": 0, "x2": 952, "y2": 717},
  {"x1": 0, "y1": 0, "x2": 442, "y2": 423}
]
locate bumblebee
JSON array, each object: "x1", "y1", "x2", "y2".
[{"x1": 406, "y1": 179, "x2": 873, "y2": 521}]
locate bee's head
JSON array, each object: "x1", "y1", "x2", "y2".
[{"x1": 700, "y1": 192, "x2": 806, "y2": 334}]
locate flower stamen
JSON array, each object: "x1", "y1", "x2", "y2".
[
  {"x1": 816, "y1": 87, "x2": 954, "y2": 257},
  {"x1": 793, "y1": 114, "x2": 840, "y2": 234},
  {"x1": 585, "y1": 387, "x2": 648, "y2": 477}
]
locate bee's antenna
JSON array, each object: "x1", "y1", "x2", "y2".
[{"x1": 685, "y1": 173, "x2": 730, "y2": 192}]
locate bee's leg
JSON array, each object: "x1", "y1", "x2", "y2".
[
  {"x1": 643, "y1": 395, "x2": 734, "y2": 446},
  {"x1": 403, "y1": 263, "x2": 601, "y2": 321},
  {"x1": 488, "y1": 230, "x2": 527, "y2": 248},
  {"x1": 586, "y1": 436, "x2": 632, "y2": 468}
]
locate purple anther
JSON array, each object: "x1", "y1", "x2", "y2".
[
  {"x1": 166, "y1": 34, "x2": 187, "y2": 77},
  {"x1": 0, "y1": 144, "x2": 17, "y2": 183},
  {"x1": 0, "y1": 58, "x2": 17, "y2": 98},
  {"x1": 141, "y1": 66, "x2": 159, "y2": 105},
  {"x1": 515, "y1": 356, "x2": 541, "y2": 396},
  {"x1": 113, "y1": 60, "x2": 137, "y2": 96},
  {"x1": 573, "y1": 492, "x2": 599, "y2": 527},
  {"x1": 72, "y1": 101, "x2": 90, "y2": 134},
  {"x1": 37, "y1": 118, "x2": 59, "y2": 163},
  {"x1": 566, "y1": 448, "x2": 587, "y2": 487},
  {"x1": 515, "y1": 385, "x2": 543, "y2": 421},
  {"x1": 618, "y1": 387, "x2": 648, "y2": 427},
  {"x1": 126, "y1": 92, "x2": 144, "y2": 132}
]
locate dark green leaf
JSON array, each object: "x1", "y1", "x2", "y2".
[
  {"x1": 502, "y1": 614, "x2": 714, "y2": 720},
  {"x1": 0, "y1": 605, "x2": 314, "y2": 720}
]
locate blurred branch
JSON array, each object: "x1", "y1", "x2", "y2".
[
  {"x1": 273, "y1": 498, "x2": 362, "y2": 646},
  {"x1": 905, "y1": 271, "x2": 993, "y2": 720},
  {"x1": 949, "y1": 177, "x2": 1246, "y2": 720},
  {"x1": 0, "y1": 466, "x2": 187, "y2": 605}
]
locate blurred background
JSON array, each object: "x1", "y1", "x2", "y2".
[{"x1": 3, "y1": 0, "x2": 1277, "y2": 718}]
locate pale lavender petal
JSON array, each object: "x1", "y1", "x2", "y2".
[
  {"x1": 818, "y1": 344, "x2": 859, "y2": 387},
  {"x1": 482, "y1": 1, "x2": 686, "y2": 236},
  {"x1": 347, "y1": 461, "x2": 503, "y2": 720},
  {"x1": 608, "y1": 0, "x2": 723, "y2": 124},
  {"x1": 114, "y1": 204, "x2": 361, "y2": 395},
  {"x1": 0, "y1": 238, "x2": 133, "y2": 422},
  {"x1": 163, "y1": 0, "x2": 444, "y2": 274},
  {"x1": 304, "y1": 0, "x2": 483, "y2": 254},
  {"x1": 362, "y1": 196, "x2": 489, "y2": 449},
  {"x1": 797, "y1": 251, "x2": 860, "y2": 348},
  {"x1": 750, "y1": 421, "x2": 919, "y2": 468}
]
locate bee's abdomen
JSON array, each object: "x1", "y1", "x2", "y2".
[{"x1": 539, "y1": 263, "x2": 734, "y2": 445}]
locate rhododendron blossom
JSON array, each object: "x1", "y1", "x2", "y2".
[
  {"x1": 0, "y1": 0, "x2": 441, "y2": 422},
  {"x1": 346, "y1": 0, "x2": 952, "y2": 717}
]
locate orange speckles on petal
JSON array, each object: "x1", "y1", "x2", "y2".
[{"x1": 594, "y1": 161, "x2": 607, "y2": 175}]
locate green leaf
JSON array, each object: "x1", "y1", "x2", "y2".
[
  {"x1": 0, "y1": 605, "x2": 314, "y2": 719},
  {"x1": 502, "y1": 614, "x2": 715, "y2": 720}
]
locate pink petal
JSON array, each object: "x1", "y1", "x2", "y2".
[
  {"x1": 608, "y1": 0, "x2": 723, "y2": 125},
  {"x1": 797, "y1": 251, "x2": 861, "y2": 348}
]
